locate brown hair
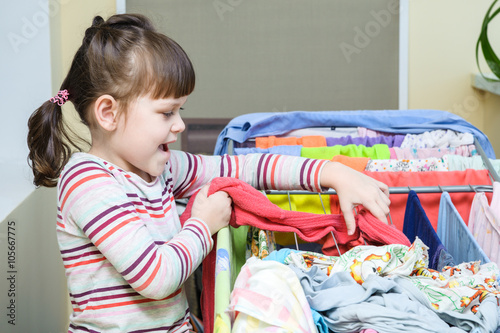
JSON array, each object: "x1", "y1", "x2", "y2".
[{"x1": 27, "y1": 14, "x2": 195, "y2": 187}]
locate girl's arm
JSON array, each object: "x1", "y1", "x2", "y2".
[
  {"x1": 170, "y1": 151, "x2": 390, "y2": 235},
  {"x1": 169, "y1": 151, "x2": 326, "y2": 198}
]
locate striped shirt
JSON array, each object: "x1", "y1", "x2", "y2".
[{"x1": 57, "y1": 150, "x2": 327, "y2": 332}]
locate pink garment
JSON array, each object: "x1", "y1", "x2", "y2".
[
  {"x1": 391, "y1": 145, "x2": 476, "y2": 159},
  {"x1": 360, "y1": 330, "x2": 379, "y2": 333},
  {"x1": 389, "y1": 147, "x2": 397, "y2": 159},
  {"x1": 468, "y1": 182, "x2": 500, "y2": 265}
]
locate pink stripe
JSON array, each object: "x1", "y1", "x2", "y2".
[
  {"x1": 62, "y1": 180, "x2": 115, "y2": 220},
  {"x1": 150, "y1": 259, "x2": 169, "y2": 296},
  {"x1": 68, "y1": 262, "x2": 113, "y2": 276},
  {"x1": 276, "y1": 156, "x2": 285, "y2": 189},
  {"x1": 100, "y1": 223, "x2": 142, "y2": 254}
]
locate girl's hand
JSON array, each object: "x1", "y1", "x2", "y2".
[
  {"x1": 191, "y1": 184, "x2": 232, "y2": 235},
  {"x1": 321, "y1": 162, "x2": 390, "y2": 235}
]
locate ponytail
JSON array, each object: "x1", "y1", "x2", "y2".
[{"x1": 27, "y1": 97, "x2": 85, "y2": 187}]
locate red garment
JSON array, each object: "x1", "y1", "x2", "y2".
[
  {"x1": 179, "y1": 177, "x2": 410, "y2": 333},
  {"x1": 359, "y1": 169, "x2": 494, "y2": 231}
]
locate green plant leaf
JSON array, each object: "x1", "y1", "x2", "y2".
[{"x1": 476, "y1": 0, "x2": 500, "y2": 82}]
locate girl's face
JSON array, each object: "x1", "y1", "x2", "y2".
[{"x1": 109, "y1": 95, "x2": 187, "y2": 182}]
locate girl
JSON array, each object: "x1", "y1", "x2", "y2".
[{"x1": 27, "y1": 14, "x2": 390, "y2": 333}]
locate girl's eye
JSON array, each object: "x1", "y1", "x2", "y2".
[{"x1": 163, "y1": 108, "x2": 183, "y2": 118}]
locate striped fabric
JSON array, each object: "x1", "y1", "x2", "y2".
[{"x1": 57, "y1": 151, "x2": 326, "y2": 332}]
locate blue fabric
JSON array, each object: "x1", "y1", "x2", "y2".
[
  {"x1": 403, "y1": 191, "x2": 451, "y2": 270},
  {"x1": 213, "y1": 110, "x2": 495, "y2": 158},
  {"x1": 262, "y1": 248, "x2": 295, "y2": 264},
  {"x1": 289, "y1": 267, "x2": 466, "y2": 333},
  {"x1": 233, "y1": 145, "x2": 302, "y2": 156},
  {"x1": 435, "y1": 245, "x2": 456, "y2": 272},
  {"x1": 437, "y1": 192, "x2": 491, "y2": 265}
]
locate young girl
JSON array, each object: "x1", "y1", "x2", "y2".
[{"x1": 27, "y1": 14, "x2": 390, "y2": 333}]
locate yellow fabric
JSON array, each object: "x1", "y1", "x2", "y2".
[
  {"x1": 268, "y1": 194, "x2": 331, "y2": 245},
  {"x1": 214, "y1": 315, "x2": 230, "y2": 333}
]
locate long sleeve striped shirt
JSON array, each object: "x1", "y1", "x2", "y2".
[{"x1": 57, "y1": 151, "x2": 327, "y2": 332}]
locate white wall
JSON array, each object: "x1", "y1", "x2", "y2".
[
  {"x1": 0, "y1": 1, "x2": 52, "y2": 221},
  {"x1": 408, "y1": 0, "x2": 500, "y2": 153}
]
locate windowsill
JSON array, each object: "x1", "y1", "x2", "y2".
[{"x1": 471, "y1": 72, "x2": 500, "y2": 96}]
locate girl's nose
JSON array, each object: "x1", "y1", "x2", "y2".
[{"x1": 172, "y1": 115, "x2": 185, "y2": 134}]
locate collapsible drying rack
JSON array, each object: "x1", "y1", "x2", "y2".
[
  {"x1": 229, "y1": 134, "x2": 499, "y2": 254},
  {"x1": 207, "y1": 124, "x2": 498, "y2": 332}
]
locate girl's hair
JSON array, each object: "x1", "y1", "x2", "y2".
[{"x1": 27, "y1": 14, "x2": 195, "y2": 187}]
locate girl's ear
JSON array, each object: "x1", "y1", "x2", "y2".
[{"x1": 93, "y1": 95, "x2": 119, "y2": 131}]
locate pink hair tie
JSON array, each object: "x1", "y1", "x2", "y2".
[{"x1": 49, "y1": 89, "x2": 69, "y2": 106}]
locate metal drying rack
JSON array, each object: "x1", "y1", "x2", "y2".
[{"x1": 229, "y1": 134, "x2": 499, "y2": 254}]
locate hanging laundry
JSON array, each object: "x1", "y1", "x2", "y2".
[
  {"x1": 447, "y1": 155, "x2": 500, "y2": 173},
  {"x1": 363, "y1": 169, "x2": 493, "y2": 231},
  {"x1": 468, "y1": 182, "x2": 500, "y2": 266},
  {"x1": 180, "y1": 177, "x2": 410, "y2": 254},
  {"x1": 390, "y1": 145, "x2": 477, "y2": 160},
  {"x1": 226, "y1": 257, "x2": 319, "y2": 333},
  {"x1": 403, "y1": 191, "x2": 455, "y2": 270},
  {"x1": 332, "y1": 155, "x2": 370, "y2": 172},
  {"x1": 234, "y1": 145, "x2": 302, "y2": 156},
  {"x1": 267, "y1": 155, "x2": 369, "y2": 239},
  {"x1": 437, "y1": 192, "x2": 491, "y2": 265},
  {"x1": 366, "y1": 157, "x2": 448, "y2": 172},
  {"x1": 213, "y1": 110, "x2": 495, "y2": 158},
  {"x1": 400, "y1": 130, "x2": 474, "y2": 149},
  {"x1": 325, "y1": 134, "x2": 405, "y2": 148},
  {"x1": 255, "y1": 135, "x2": 326, "y2": 149},
  {"x1": 301, "y1": 144, "x2": 391, "y2": 160}
]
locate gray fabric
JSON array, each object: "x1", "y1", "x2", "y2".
[{"x1": 289, "y1": 265, "x2": 466, "y2": 333}]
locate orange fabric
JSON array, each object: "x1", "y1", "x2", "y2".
[
  {"x1": 255, "y1": 135, "x2": 327, "y2": 149},
  {"x1": 331, "y1": 155, "x2": 370, "y2": 172},
  {"x1": 351, "y1": 169, "x2": 494, "y2": 232}
]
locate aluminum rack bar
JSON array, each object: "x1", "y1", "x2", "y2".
[
  {"x1": 474, "y1": 137, "x2": 500, "y2": 182},
  {"x1": 265, "y1": 184, "x2": 493, "y2": 196}
]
